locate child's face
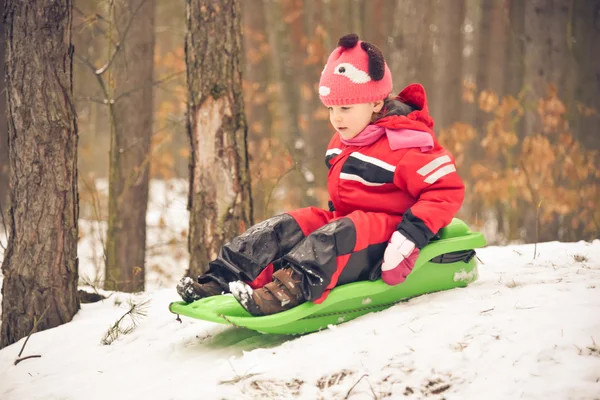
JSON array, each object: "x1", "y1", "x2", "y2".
[{"x1": 328, "y1": 101, "x2": 384, "y2": 140}]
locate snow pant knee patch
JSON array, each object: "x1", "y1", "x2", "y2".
[
  {"x1": 283, "y1": 217, "x2": 356, "y2": 300},
  {"x1": 201, "y1": 213, "x2": 305, "y2": 285}
]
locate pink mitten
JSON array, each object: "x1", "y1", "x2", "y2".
[{"x1": 381, "y1": 231, "x2": 419, "y2": 285}]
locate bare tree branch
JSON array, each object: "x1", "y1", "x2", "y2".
[
  {"x1": 344, "y1": 374, "x2": 370, "y2": 399},
  {"x1": 264, "y1": 163, "x2": 297, "y2": 216},
  {"x1": 95, "y1": 0, "x2": 152, "y2": 76},
  {"x1": 16, "y1": 305, "x2": 50, "y2": 361},
  {"x1": 73, "y1": 6, "x2": 118, "y2": 47},
  {"x1": 73, "y1": 5, "x2": 115, "y2": 28},
  {"x1": 114, "y1": 70, "x2": 185, "y2": 102},
  {"x1": 74, "y1": 53, "x2": 117, "y2": 132},
  {"x1": 14, "y1": 355, "x2": 42, "y2": 365},
  {"x1": 75, "y1": 95, "x2": 110, "y2": 105},
  {"x1": 74, "y1": 53, "x2": 110, "y2": 99}
]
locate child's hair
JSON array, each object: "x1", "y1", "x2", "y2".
[{"x1": 372, "y1": 95, "x2": 416, "y2": 123}]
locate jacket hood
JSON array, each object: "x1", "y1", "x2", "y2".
[{"x1": 376, "y1": 83, "x2": 436, "y2": 135}]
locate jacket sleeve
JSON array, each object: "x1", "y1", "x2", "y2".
[{"x1": 393, "y1": 147, "x2": 465, "y2": 248}]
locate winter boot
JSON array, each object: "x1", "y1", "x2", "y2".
[
  {"x1": 230, "y1": 267, "x2": 306, "y2": 316},
  {"x1": 176, "y1": 277, "x2": 223, "y2": 303}
]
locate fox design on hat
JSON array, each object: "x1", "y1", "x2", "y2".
[{"x1": 319, "y1": 33, "x2": 393, "y2": 106}]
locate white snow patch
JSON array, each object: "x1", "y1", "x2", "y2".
[
  {"x1": 228, "y1": 281, "x2": 253, "y2": 309},
  {"x1": 0, "y1": 180, "x2": 599, "y2": 400},
  {"x1": 361, "y1": 297, "x2": 372, "y2": 305},
  {"x1": 454, "y1": 267, "x2": 478, "y2": 283}
]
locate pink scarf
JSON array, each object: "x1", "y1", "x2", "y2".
[{"x1": 339, "y1": 124, "x2": 433, "y2": 151}]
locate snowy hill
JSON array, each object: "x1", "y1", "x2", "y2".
[{"x1": 0, "y1": 181, "x2": 599, "y2": 400}]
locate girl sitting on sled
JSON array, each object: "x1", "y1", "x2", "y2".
[{"x1": 177, "y1": 33, "x2": 464, "y2": 316}]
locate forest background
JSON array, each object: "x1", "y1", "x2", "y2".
[{"x1": 1, "y1": 0, "x2": 599, "y2": 254}]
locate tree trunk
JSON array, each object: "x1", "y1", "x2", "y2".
[
  {"x1": 0, "y1": 0, "x2": 8, "y2": 224},
  {"x1": 487, "y1": 0, "x2": 508, "y2": 95},
  {"x1": 105, "y1": 0, "x2": 155, "y2": 292},
  {"x1": 523, "y1": 0, "x2": 572, "y2": 242},
  {"x1": 389, "y1": 0, "x2": 434, "y2": 92},
  {"x1": 1, "y1": 0, "x2": 79, "y2": 349},
  {"x1": 435, "y1": 0, "x2": 466, "y2": 130},
  {"x1": 475, "y1": 0, "x2": 508, "y2": 131},
  {"x1": 461, "y1": 0, "x2": 480, "y2": 124},
  {"x1": 241, "y1": 0, "x2": 271, "y2": 221},
  {"x1": 185, "y1": 0, "x2": 253, "y2": 278},
  {"x1": 571, "y1": 0, "x2": 600, "y2": 150},
  {"x1": 349, "y1": 0, "x2": 363, "y2": 36},
  {"x1": 263, "y1": 0, "x2": 317, "y2": 212},
  {"x1": 523, "y1": 0, "x2": 571, "y2": 138},
  {"x1": 504, "y1": 0, "x2": 525, "y2": 100}
]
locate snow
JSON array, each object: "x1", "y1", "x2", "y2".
[
  {"x1": 453, "y1": 268, "x2": 478, "y2": 283},
  {"x1": 0, "y1": 179, "x2": 599, "y2": 400},
  {"x1": 229, "y1": 281, "x2": 254, "y2": 310}
]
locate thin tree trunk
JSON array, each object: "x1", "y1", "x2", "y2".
[
  {"x1": 350, "y1": 0, "x2": 363, "y2": 36},
  {"x1": 461, "y1": 0, "x2": 481, "y2": 124},
  {"x1": 185, "y1": 0, "x2": 253, "y2": 278},
  {"x1": 496, "y1": 0, "x2": 525, "y2": 240},
  {"x1": 523, "y1": 0, "x2": 572, "y2": 242},
  {"x1": 475, "y1": 0, "x2": 508, "y2": 132},
  {"x1": 241, "y1": 0, "x2": 270, "y2": 221},
  {"x1": 487, "y1": 0, "x2": 508, "y2": 96},
  {"x1": 105, "y1": 0, "x2": 155, "y2": 292},
  {"x1": 524, "y1": 0, "x2": 571, "y2": 138},
  {"x1": 0, "y1": 0, "x2": 8, "y2": 224},
  {"x1": 472, "y1": 1, "x2": 510, "y2": 235},
  {"x1": 1, "y1": 0, "x2": 79, "y2": 349},
  {"x1": 303, "y1": 0, "x2": 337, "y2": 200},
  {"x1": 389, "y1": 0, "x2": 434, "y2": 91},
  {"x1": 263, "y1": 0, "x2": 317, "y2": 211},
  {"x1": 322, "y1": 0, "x2": 333, "y2": 51},
  {"x1": 330, "y1": 0, "x2": 352, "y2": 42},
  {"x1": 435, "y1": 0, "x2": 466, "y2": 130},
  {"x1": 504, "y1": 0, "x2": 525, "y2": 121},
  {"x1": 571, "y1": 0, "x2": 600, "y2": 150}
]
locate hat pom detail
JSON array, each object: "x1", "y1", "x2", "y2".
[{"x1": 338, "y1": 33, "x2": 359, "y2": 48}]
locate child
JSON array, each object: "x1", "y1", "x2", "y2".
[{"x1": 177, "y1": 33, "x2": 464, "y2": 316}]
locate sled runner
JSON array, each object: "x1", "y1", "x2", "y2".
[{"x1": 169, "y1": 218, "x2": 486, "y2": 335}]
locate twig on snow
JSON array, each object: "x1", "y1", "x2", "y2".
[
  {"x1": 14, "y1": 305, "x2": 51, "y2": 365},
  {"x1": 14, "y1": 355, "x2": 42, "y2": 365},
  {"x1": 344, "y1": 373, "x2": 369, "y2": 399}
]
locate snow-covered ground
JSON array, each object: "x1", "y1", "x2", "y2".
[{"x1": 0, "y1": 181, "x2": 599, "y2": 400}]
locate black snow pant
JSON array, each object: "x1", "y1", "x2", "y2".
[{"x1": 198, "y1": 207, "x2": 403, "y2": 303}]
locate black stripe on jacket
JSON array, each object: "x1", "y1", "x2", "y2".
[
  {"x1": 340, "y1": 152, "x2": 395, "y2": 185},
  {"x1": 325, "y1": 149, "x2": 342, "y2": 169}
]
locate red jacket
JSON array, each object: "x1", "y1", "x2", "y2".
[{"x1": 325, "y1": 84, "x2": 465, "y2": 248}]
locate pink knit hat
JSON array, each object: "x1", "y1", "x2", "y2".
[{"x1": 319, "y1": 34, "x2": 393, "y2": 106}]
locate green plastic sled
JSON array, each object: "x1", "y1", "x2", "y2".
[{"x1": 169, "y1": 218, "x2": 486, "y2": 335}]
